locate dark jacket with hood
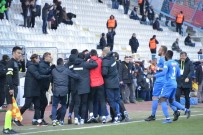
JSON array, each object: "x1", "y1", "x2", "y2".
[
  {"x1": 99, "y1": 36, "x2": 107, "y2": 49},
  {"x1": 106, "y1": 31, "x2": 116, "y2": 46},
  {"x1": 24, "y1": 61, "x2": 50, "y2": 98},
  {"x1": 129, "y1": 36, "x2": 139, "y2": 50},
  {"x1": 73, "y1": 58, "x2": 98, "y2": 94},
  {"x1": 42, "y1": 3, "x2": 50, "y2": 20},
  {"x1": 102, "y1": 52, "x2": 119, "y2": 88},
  {"x1": 52, "y1": 65, "x2": 80, "y2": 96},
  {"x1": 177, "y1": 57, "x2": 194, "y2": 88}
]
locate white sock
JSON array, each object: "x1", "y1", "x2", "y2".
[{"x1": 89, "y1": 112, "x2": 93, "y2": 117}]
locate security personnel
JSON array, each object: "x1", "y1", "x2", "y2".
[
  {"x1": 3, "y1": 46, "x2": 22, "y2": 134},
  {"x1": 106, "y1": 15, "x2": 117, "y2": 30},
  {"x1": 149, "y1": 35, "x2": 159, "y2": 59},
  {"x1": 176, "y1": 11, "x2": 184, "y2": 35}
]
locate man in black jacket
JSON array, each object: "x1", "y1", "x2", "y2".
[
  {"x1": 196, "y1": 59, "x2": 203, "y2": 103},
  {"x1": 184, "y1": 34, "x2": 195, "y2": 47},
  {"x1": 120, "y1": 56, "x2": 135, "y2": 103},
  {"x1": 3, "y1": 46, "x2": 22, "y2": 134},
  {"x1": 102, "y1": 48, "x2": 121, "y2": 123},
  {"x1": 106, "y1": 29, "x2": 116, "y2": 51},
  {"x1": 99, "y1": 33, "x2": 107, "y2": 50},
  {"x1": 153, "y1": 18, "x2": 163, "y2": 31},
  {"x1": 129, "y1": 33, "x2": 139, "y2": 53},
  {"x1": 39, "y1": 52, "x2": 55, "y2": 125},
  {"x1": 176, "y1": 52, "x2": 194, "y2": 109},
  {"x1": 0, "y1": 55, "x2": 9, "y2": 108},
  {"x1": 51, "y1": 58, "x2": 80, "y2": 126}
]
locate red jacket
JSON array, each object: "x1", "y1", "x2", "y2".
[{"x1": 90, "y1": 56, "x2": 104, "y2": 87}]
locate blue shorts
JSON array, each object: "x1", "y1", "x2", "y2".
[
  {"x1": 159, "y1": 84, "x2": 176, "y2": 99},
  {"x1": 152, "y1": 82, "x2": 164, "y2": 97}
]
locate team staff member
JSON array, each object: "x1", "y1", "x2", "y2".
[
  {"x1": 106, "y1": 15, "x2": 117, "y2": 30},
  {"x1": 39, "y1": 52, "x2": 55, "y2": 125},
  {"x1": 176, "y1": 11, "x2": 184, "y2": 35},
  {"x1": 3, "y1": 46, "x2": 22, "y2": 134},
  {"x1": 149, "y1": 35, "x2": 159, "y2": 59}
]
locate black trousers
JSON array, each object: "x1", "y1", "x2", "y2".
[
  {"x1": 131, "y1": 47, "x2": 137, "y2": 53},
  {"x1": 20, "y1": 96, "x2": 41, "y2": 120},
  {"x1": 175, "y1": 87, "x2": 190, "y2": 109},
  {"x1": 69, "y1": 91, "x2": 76, "y2": 115},
  {"x1": 31, "y1": 16, "x2": 35, "y2": 28},
  {"x1": 139, "y1": 4, "x2": 144, "y2": 15},
  {"x1": 88, "y1": 85, "x2": 106, "y2": 116},
  {"x1": 176, "y1": 23, "x2": 182, "y2": 35},
  {"x1": 0, "y1": 13, "x2": 4, "y2": 19},
  {"x1": 74, "y1": 93, "x2": 88, "y2": 119},
  {"x1": 40, "y1": 90, "x2": 48, "y2": 119},
  {"x1": 0, "y1": 84, "x2": 5, "y2": 107}
]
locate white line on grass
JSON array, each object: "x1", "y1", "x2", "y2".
[{"x1": 18, "y1": 113, "x2": 203, "y2": 135}]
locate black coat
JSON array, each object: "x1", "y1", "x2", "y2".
[
  {"x1": 99, "y1": 36, "x2": 107, "y2": 49},
  {"x1": 177, "y1": 57, "x2": 194, "y2": 88},
  {"x1": 147, "y1": 8, "x2": 155, "y2": 20},
  {"x1": 153, "y1": 20, "x2": 160, "y2": 30},
  {"x1": 184, "y1": 36, "x2": 192, "y2": 44},
  {"x1": 102, "y1": 52, "x2": 119, "y2": 88},
  {"x1": 24, "y1": 62, "x2": 50, "y2": 98},
  {"x1": 137, "y1": 74, "x2": 149, "y2": 91},
  {"x1": 119, "y1": 61, "x2": 133, "y2": 84},
  {"x1": 0, "y1": 60, "x2": 7, "y2": 86},
  {"x1": 73, "y1": 58, "x2": 98, "y2": 94},
  {"x1": 196, "y1": 64, "x2": 203, "y2": 84},
  {"x1": 42, "y1": 3, "x2": 50, "y2": 20},
  {"x1": 39, "y1": 60, "x2": 52, "y2": 91},
  {"x1": 129, "y1": 36, "x2": 139, "y2": 50},
  {"x1": 106, "y1": 31, "x2": 116, "y2": 46}
]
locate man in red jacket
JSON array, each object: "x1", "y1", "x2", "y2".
[{"x1": 87, "y1": 49, "x2": 107, "y2": 124}]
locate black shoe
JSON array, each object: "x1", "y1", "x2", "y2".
[
  {"x1": 40, "y1": 119, "x2": 48, "y2": 126},
  {"x1": 13, "y1": 120, "x2": 23, "y2": 126},
  {"x1": 185, "y1": 109, "x2": 191, "y2": 119},
  {"x1": 68, "y1": 117, "x2": 72, "y2": 124},
  {"x1": 32, "y1": 121, "x2": 38, "y2": 125},
  {"x1": 173, "y1": 111, "x2": 180, "y2": 121},
  {"x1": 3, "y1": 129, "x2": 17, "y2": 134},
  {"x1": 145, "y1": 115, "x2": 156, "y2": 121}
]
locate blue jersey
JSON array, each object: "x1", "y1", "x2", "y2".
[
  {"x1": 155, "y1": 56, "x2": 165, "y2": 82},
  {"x1": 155, "y1": 59, "x2": 180, "y2": 88}
]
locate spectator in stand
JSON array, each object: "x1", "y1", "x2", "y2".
[
  {"x1": 42, "y1": 3, "x2": 51, "y2": 34},
  {"x1": 172, "y1": 38, "x2": 182, "y2": 53},
  {"x1": 20, "y1": 54, "x2": 50, "y2": 126},
  {"x1": 176, "y1": 52, "x2": 194, "y2": 110},
  {"x1": 35, "y1": 0, "x2": 41, "y2": 17},
  {"x1": 145, "y1": 0, "x2": 150, "y2": 11},
  {"x1": 30, "y1": 0, "x2": 37, "y2": 28},
  {"x1": 184, "y1": 34, "x2": 195, "y2": 47},
  {"x1": 62, "y1": 7, "x2": 74, "y2": 25},
  {"x1": 99, "y1": 33, "x2": 107, "y2": 50},
  {"x1": 0, "y1": 55, "x2": 10, "y2": 109},
  {"x1": 56, "y1": 1, "x2": 63, "y2": 24},
  {"x1": 196, "y1": 59, "x2": 203, "y2": 103},
  {"x1": 149, "y1": 35, "x2": 159, "y2": 59},
  {"x1": 129, "y1": 33, "x2": 139, "y2": 53},
  {"x1": 106, "y1": 15, "x2": 117, "y2": 31},
  {"x1": 198, "y1": 49, "x2": 203, "y2": 59},
  {"x1": 129, "y1": 7, "x2": 139, "y2": 20},
  {"x1": 176, "y1": 11, "x2": 184, "y2": 35},
  {"x1": 0, "y1": 0, "x2": 6, "y2": 19},
  {"x1": 147, "y1": 6, "x2": 155, "y2": 25},
  {"x1": 112, "y1": 0, "x2": 119, "y2": 9},
  {"x1": 23, "y1": 0, "x2": 33, "y2": 28},
  {"x1": 123, "y1": 0, "x2": 130, "y2": 14},
  {"x1": 4, "y1": 0, "x2": 12, "y2": 20},
  {"x1": 140, "y1": 13, "x2": 149, "y2": 25},
  {"x1": 138, "y1": 0, "x2": 144, "y2": 15},
  {"x1": 153, "y1": 18, "x2": 163, "y2": 31},
  {"x1": 106, "y1": 29, "x2": 116, "y2": 51}
]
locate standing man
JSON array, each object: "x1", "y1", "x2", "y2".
[
  {"x1": 106, "y1": 29, "x2": 116, "y2": 51},
  {"x1": 129, "y1": 33, "x2": 139, "y2": 53},
  {"x1": 152, "y1": 50, "x2": 190, "y2": 124},
  {"x1": 120, "y1": 56, "x2": 135, "y2": 103},
  {"x1": 123, "y1": 0, "x2": 130, "y2": 14},
  {"x1": 176, "y1": 11, "x2": 184, "y2": 35},
  {"x1": 102, "y1": 47, "x2": 121, "y2": 123},
  {"x1": 138, "y1": 0, "x2": 144, "y2": 15},
  {"x1": 149, "y1": 35, "x2": 159, "y2": 60},
  {"x1": 196, "y1": 59, "x2": 203, "y2": 103},
  {"x1": 3, "y1": 46, "x2": 22, "y2": 134},
  {"x1": 39, "y1": 52, "x2": 55, "y2": 125},
  {"x1": 176, "y1": 52, "x2": 194, "y2": 110},
  {"x1": 145, "y1": 46, "x2": 167, "y2": 121},
  {"x1": 106, "y1": 15, "x2": 117, "y2": 31}
]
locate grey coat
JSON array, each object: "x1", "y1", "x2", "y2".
[{"x1": 52, "y1": 65, "x2": 80, "y2": 96}]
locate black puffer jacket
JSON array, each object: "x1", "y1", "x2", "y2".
[
  {"x1": 177, "y1": 57, "x2": 194, "y2": 88},
  {"x1": 102, "y1": 52, "x2": 119, "y2": 88},
  {"x1": 24, "y1": 62, "x2": 50, "y2": 98},
  {"x1": 73, "y1": 58, "x2": 98, "y2": 94},
  {"x1": 39, "y1": 60, "x2": 51, "y2": 91}
]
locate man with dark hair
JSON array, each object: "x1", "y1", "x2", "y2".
[
  {"x1": 184, "y1": 34, "x2": 195, "y2": 47},
  {"x1": 149, "y1": 50, "x2": 190, "y2": 124},
  {"x1": 176, "y1": 11, "x2": 184, "y2": 35},
  {"x1": 149, "y1": 35, "x2": 159, "y2": 59},
  {"x1": 99, "y1": 33, "x2": 107, "y2": 50},
  {"x1": 176, "y1": 52, "x2": 194, "y2": 110},
  {"x1": 87, "y1": 49, "x2": 107, "y2": 123},
  {"x1": 51, "y1": 58, "x2": 79, "y2": 126},
  {"x1": 107, "y1": 29, "x2": 116, "y2": 51},
  {"x1": 70, "y1": 49, "x2": 79, "y2": 55},
  {"x1": 73, "y1": 53, "x2": 98, "y2": 125},
  {"x1": 3, "y1": 46, "x2": 22, "y2": 134},
  {"x1": 38, "y1": 52, "x2": 55, "y2": 125},
  {"x1": 0, "y1": 55, "x2": 10, "y2": 108},
  {"x1": 129, "y1": 33, "x2": 139, "y2": 53}
]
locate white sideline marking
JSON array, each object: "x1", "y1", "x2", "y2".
[{"x1": 18, "y1": 114, "x2": 203, "y2": 135}]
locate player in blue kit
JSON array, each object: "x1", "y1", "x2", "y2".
[
  {"x1": 152, "y1": 50, "x2": 191, "y2": 124},
  {"x1": 145, "y1": 46, "x2": 167, "y2": 121}
]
